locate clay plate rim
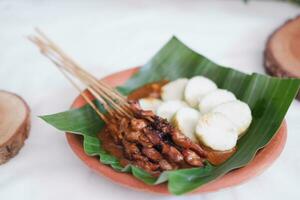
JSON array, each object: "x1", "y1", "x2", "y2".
[{"x1": 66, "y1": 67, "x2": 287, "y2": 195}]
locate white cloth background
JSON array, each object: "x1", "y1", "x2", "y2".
[{"x1": 0, "y1": 0, "x2": 299, "y2": 199}]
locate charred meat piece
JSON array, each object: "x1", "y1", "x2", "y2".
[
  {"x1": 143, "y1": 127, "x2": 162, "y2": 145},
  {"x1": 135, "y1": 160, "x2": 160, "y2": 172},
  {"x1": 135, "y1": 109, "x2": 156, "y2": 121},
  {"x1": 107, "y1": 123, "x2": 123, "y2": 144},
  {"x1": 167, "y1": 146, "x2": 184, "y2": 163},
  {"x1": 122, "y1": 139, "x2": 140, "y2": 159},
  {"x1": 151, "y1": 116, "x2": 172, "y2": 133},
  {"x1": 182, "y1": 149, "x2": 204, "y2": 167},
  {"x1": 161, "y1": 143, "x2": 184, "y2": 163},
  {"x1": 119, "y1": 118, "x2": 130, "y2": 137},
  {"x1": 131, "y1": 118, "x2": 147, "y2": 131},
  {"x1": 170, "y1": 130, "x2": 190, "y2": 147},
  {"x1": 189, "y1": 144, "x2": 207, "y2": 158},
  {"x1": 171, "y1": 130, "x2": 207, "y2": 157},
  {"x1": 132, "y1": 153, "x2": 148, "y2": 162},
  {"x1": 142, "y1": 147, "x2": 162, "y2": 162},
  {"x1": 125, "y1": 131, "x2": 142, "y2": 142},
  {"x1": 128, "y1": 100, "x2": 141, "y2": 110},
  {"x1": 150, "y1": 115, "x2": 207, "y2": 158},
  {"x1": 152, "y1": 116, "x2": 206, "y2": 157},
  {"x1": 159, "y1": 159, "x2": 174, "y2": 171},
  {"x1": 122, "y1": 139, "x2": 161, "y2": 172},
  {"x1": 138, "y1": 134, "x2": 153, "y2": 148}
]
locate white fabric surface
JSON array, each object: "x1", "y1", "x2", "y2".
[{"x1": 0, "y1": 0, "x2": 300, "y2": 199}]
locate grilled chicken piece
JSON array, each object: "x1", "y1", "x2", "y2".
[
  {"x1": 151, "y1": 116, "x2": 172, "y2": 133},
  {"x1": 135, "y1": 108, "x2": 156, "y2": 121},
  {"x1": 142, "y1": 147, "x2": 162, "y2": 162},
  {"x1": 161, "y1": 143, "x2": 184, "y2": 163},
  {"x1": 132, "y1": 153, "x2": 148, "y2": 162},
  {"x1": 145, "y1": 117, "x2": 206, "y2": 166},
  {"x1": 171, "y1": 130, "x2": 207, "y2": 157},
  {"x1": 168, "y1": 146, "x2": 184, "y2": 163},
  {"x1": 135, "y1": 160, "x2": 160, "y2": 172},
  {"x1": 122, "y1": 139, "x2": 160, "y2": 171},
  {"x1": 128, "y1": 100, "x2": 142, "y2": 110},
  {"x1": 159, "y1": 159, "x2": 174, "y2": 170},
  {"x1": 138, "y1": 134, "x2": 153, "y2": 148},
  {"x1": 150, "y1": 115, "x2": 207, "y2": 158},
  {"x1": 107, "y1": 123, "x2": 123, "y2": 144},
  {"x1": 182, "y1": 149, "x2": 204, "y2": 167},
  {"x1": 143, "y1": 127, "x2": 162, "y2": 145},
  {"x1": 122, "y1": 139, "x2": 140, "y2": 159},
  {"x1": 125, "y1": 131, "x2": 142, "y2": 142},
  {"x1": 131, "y1": 118, "x2": 147, "y2": 131},
  {"x1": 119, "y1": 118, "x2": 130, "y2": 136}
]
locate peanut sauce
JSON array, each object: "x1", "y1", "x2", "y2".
[{"x1": 99, "y1": 81, "x2": 236, "y2": 167}]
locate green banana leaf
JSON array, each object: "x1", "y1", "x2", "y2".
[{"x1": 41, "y1": 37, "x2": 300, "y2": 195}]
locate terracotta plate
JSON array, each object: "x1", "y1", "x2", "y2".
[{"x1": 66, "y1": 67, "x2": 287, "y2": 195}]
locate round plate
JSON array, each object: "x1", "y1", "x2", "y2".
[{"x1": 66, "y1": 67, "x2": 287, "y2": 195}]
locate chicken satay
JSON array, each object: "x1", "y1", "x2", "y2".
[
  {"x1": 182, "y1": 149, "x2": 204, "y2": 167},
  {"x1": 159, "y1": 159, "x2": 175, "y2": 171},
  {"x1": 125, "y1": 131, "x2": 142, "y2": 142},
  {"x1": 143, "y1": 127, "x2": 182, "y2": 162},
  {"x1": 122, "y1": 139, "x2": 141, "y2": 160},
  {"x1": 142, "y1": 147, "x2": 162, "y2": 162},
  {"x1": 143, "y1": 127, "x2": 162, "y2": 145},
  {"x1": 107, "y1": 123, "x2": 123, "y2": 144},
  {"x1": 135, "y1": 159, "x2": 160, "y2": 172},
  {"x1": 107, "y1": 116, "x2": 131, "y2": 144},
  {"x1": 130, "y1": 118, "x2": 147, "y2": 131},
  {"x1": 138, "y1": 134, "x2": 153, "y2": 148},
  {"x1": 151, "y1": 116, "x2": 207, "y2": 157},
  {"x1": 161, "y1": 143, "x2": 184, "y2": 163},
  {"x1": 124, "y1": 126, "x2": 180, "y2": 168},
  {"x1": 170, "y1": 130, "x2": 207, "y2": 157}
]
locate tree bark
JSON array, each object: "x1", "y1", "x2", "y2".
[
  {"x1": 264, "y1": 15, "x2": 300, "y2": 100},
  {"x1": 0, "y1": 91, "x2": 30, "y2": 165}
]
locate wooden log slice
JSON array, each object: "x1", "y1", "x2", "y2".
[
  {"x1": 264, "y1": 15, "x2": 300, "y2": 100},
  {"x1": 0, "y1": 91, "x2": 30, "y2": 165}
]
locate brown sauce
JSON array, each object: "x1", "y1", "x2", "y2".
[
  {"x1": 99, "y1": 81, "x2": 236, "y2": 167},
  {"x1": 99, "y1": 129, "x2": 131, "y2": 167},
  {"x1": 204, "y1": 146, "x2": 236, "y2": 165},
  {"x1": 128, "y1": 80, "x2": 168, "y2": 100}
]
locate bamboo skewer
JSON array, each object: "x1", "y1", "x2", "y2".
[
  {"x1": 29, "y1": 31, "x2": 133, "y2": 117},
  {"x1": 56, "y1": 64, "x2": 109, "y2": 123},
  {"x1": 28, "y1": 29, "x2": 134, "y2": 122},
  {"x1": 33, "y1": 29, "x2": 131, "y2": 108},
  {"x1": 28, "y1": 37, "x2": 116, "y2": 117}
]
